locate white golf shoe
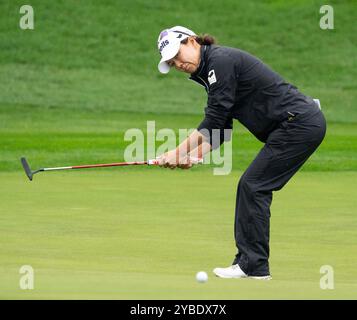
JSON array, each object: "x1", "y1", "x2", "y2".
[
  {"x1": 213, "y1": 264, "x2": 272, "y2": 280},
  {"x1": 213, "y1": 264, "x2": 248, "y2": 278}
]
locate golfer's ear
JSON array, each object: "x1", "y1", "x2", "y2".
[{"x1": 188, "y1": 36, "x2": 196, "y2": 45}]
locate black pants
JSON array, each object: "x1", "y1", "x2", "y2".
[{"x1": 233, "y1": 107, "x2": 326, "y2": 276}]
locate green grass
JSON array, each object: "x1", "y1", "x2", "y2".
[
  {"x1": 0, "y1": 171, "x2": 356, "y2": 299},
  {"x1": 0, "y1": 0, "x2": 356, "y2": 299},
  {"x1": 1, "y1": 106, "x2": 357, "y2": 172},
  {"x1": 0, "y1": 0, "x2": 356, "y2": 121}
]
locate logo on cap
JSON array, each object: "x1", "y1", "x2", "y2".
[{"x1": 159, "y1": 39, "x2": 169, "y2": 53}]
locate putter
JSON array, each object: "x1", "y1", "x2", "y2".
[{"x1": 20, "y1": 157, "x2": 203, "y2": 181}]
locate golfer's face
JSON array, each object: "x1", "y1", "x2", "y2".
[{"x1": 167, "y1": 41, "x2": 200, "y2": 74}]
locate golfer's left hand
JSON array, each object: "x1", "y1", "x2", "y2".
[
  {"x1": 177, "y1": 156, "x2": 193, "y2": 170},
  {"x1": 157, "y1": 150, "x2": 192, "y2": 169},
  {"x1": 156, "y1": 150, "x2": 178, "y2": 169}
]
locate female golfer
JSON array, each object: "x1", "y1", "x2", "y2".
[{"x1": 156, "y1": 26, "x2": 326, "y2": 280}]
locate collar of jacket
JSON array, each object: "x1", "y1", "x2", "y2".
[{"x1": 189, "y1": 45, "x2": 210, "y2": 92}]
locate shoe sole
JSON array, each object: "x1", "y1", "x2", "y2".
[
  {"x1": 213, "y1": 271, "x2": 272, "y2": 280},
  {"x1": 248, "y1": 275, "x2": 272, "y2": 281},
  {"x1": 214, "y1": 273, "x2": 248, "y2": 279}
]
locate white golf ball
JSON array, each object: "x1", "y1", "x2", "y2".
[{"x1": 196, "y1": 271, "x2": 208, "y2": 283}]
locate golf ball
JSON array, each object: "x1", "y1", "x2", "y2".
[{"x1": 196, "y1": 271, "x2": 208, "y2": 283}]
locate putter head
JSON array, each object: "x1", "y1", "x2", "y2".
[{"x1": 21, "y1": 157, "x2": 33, "y2": 181}]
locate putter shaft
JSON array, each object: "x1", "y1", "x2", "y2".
[{"x1": 21, "y1": 157, "x2": 202, "y2": 181}]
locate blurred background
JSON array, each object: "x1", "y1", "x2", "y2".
[{"x1": 0, "y1": 0, "x2": 356, "y2": 170}]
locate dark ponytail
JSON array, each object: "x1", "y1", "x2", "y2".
[
  {"x1": 194, "y1": 34, "x2": 216, "y2": 45},
  {"x1": 181, "y1": 34, "x2": 217, "y2": 45}
]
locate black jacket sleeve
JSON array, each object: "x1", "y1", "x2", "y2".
[{"x1": 197, "y1": 54, "x2": 236, "y2": 148}]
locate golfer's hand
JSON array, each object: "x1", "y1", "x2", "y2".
[
  {"x1": 156, "y1": 150, "x2": 180, "y2": 169},
  {"x1": 177, "y1": 156, "x2": 193, "y2": 170},
  {"x1": 157, "y1": 151, "x2": 193, "y2": 169}
]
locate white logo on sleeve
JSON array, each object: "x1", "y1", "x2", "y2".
[{"x1": 208, "y1": 69, "x2": 217, "y2": 85}]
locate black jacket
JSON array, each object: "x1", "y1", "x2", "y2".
[{"x1": 190, "y1": 45, "x2": 320, "y2": 145}]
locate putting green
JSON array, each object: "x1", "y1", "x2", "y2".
[{"x1": 0, "y1": 170, "x2": 356, "y2": 299}]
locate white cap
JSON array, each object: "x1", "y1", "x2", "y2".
[{"x1": 157, "y1": 26, "x2": 196, "y2": 74}]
